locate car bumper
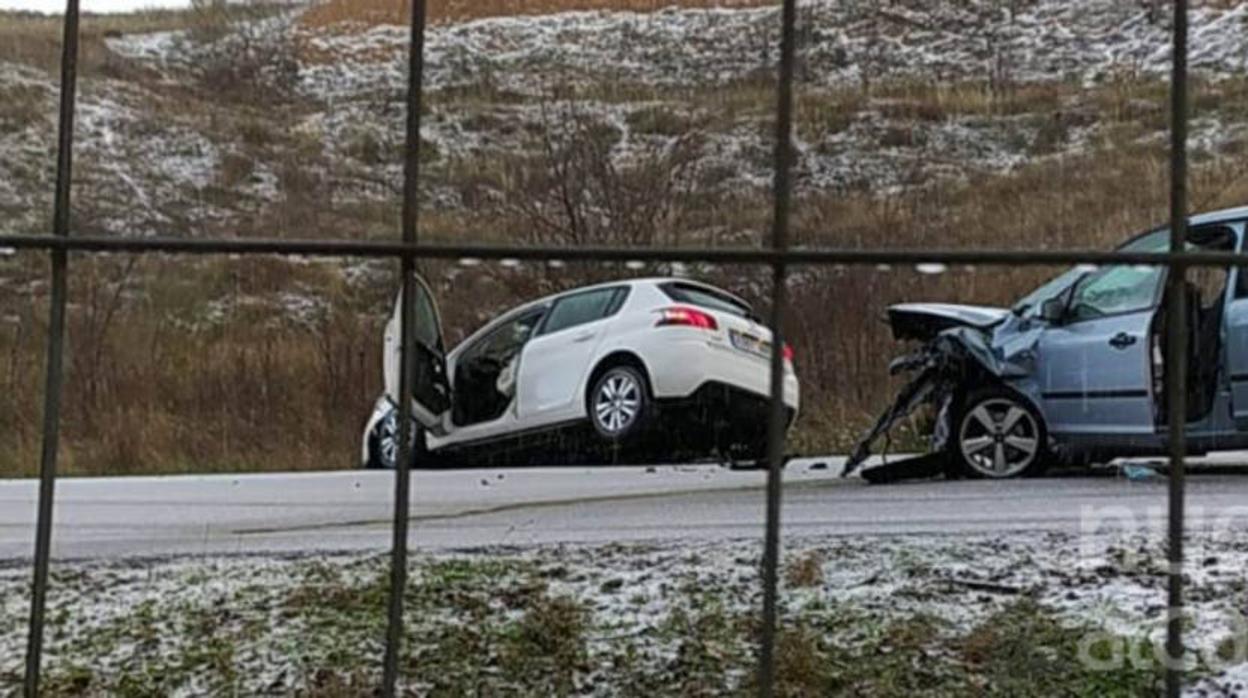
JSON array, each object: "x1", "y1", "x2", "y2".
[{"x1": 647, "y1": 338, "x2": 800, "y2": 416}]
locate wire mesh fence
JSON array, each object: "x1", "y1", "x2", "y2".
[{"x1": 5, "y1": 0, "x2": 1197, "y2": 696}]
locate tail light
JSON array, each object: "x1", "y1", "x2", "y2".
[
  {"x1": 656, "y1": 306, "x2": 718, "y2": 330},
  {"x1": 783, "y1": 342, "x2": 795, "y2": 362}
]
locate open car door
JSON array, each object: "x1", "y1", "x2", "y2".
[{"x1": 384, "y1": 273, "x2": 451, "y2": 434}]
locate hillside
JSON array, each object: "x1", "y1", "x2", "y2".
[
  {"x1": 3, "y1": 0, "x2": 1248, "y2": 474},
  {"x1": 302, "y1": 0, "x2": 777, "y2": 25}
]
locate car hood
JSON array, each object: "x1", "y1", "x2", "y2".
[{"x1": 887, "y1": 303, "x2": 1010, "y2": 341}]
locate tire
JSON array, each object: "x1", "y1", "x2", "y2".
[
  {"x1": 367, "y1": 408, "x2": 431, "y2": 469},
  {"x1": 952, "y1": 387, "x2": 1048, "y2": 479},
  {"x1": 588, "y1": 365, "x2": 650, "y2": 442}
]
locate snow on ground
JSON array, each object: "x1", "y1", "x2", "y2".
[
  {"x1": 6, "y1": 1, "x2": 1248, "y2": 323},
  {"x1": 285, "y1": 0, "x2": 1248, "y2": 195},
  {"x1": 0, "y1": 63, "x2": 230, "y2": 236},
  {"x1": 291, "y1": 1, "x2": 1248, "y2": 97},
  {"x1": 104, "y1": 29, "x2": 184, "y2": 66},
  {"x1": 5, "y1": 0, "x2": 1247, "y2": 238},
  {"x1": 81, "y1": 0, "x2": 1248, "y2": 224},
  {"x1": 1, "y1": 531, "x2": 1246, "y2": 694}
]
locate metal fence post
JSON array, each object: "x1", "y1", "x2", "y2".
[
  {"x1": 757, "y1": 0, "x2": 797, "y2": 695},
  {"x1": 382, "y1": 0, "x2": 428, "y2": 695},
  {"x1": 23, "y1": 0, "x2": 79, "y2": 695},
  {"x1": 1165, "y1": 0, "x2": 1189, "y2": 696}
]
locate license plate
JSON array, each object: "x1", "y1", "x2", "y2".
[{"x1": 730, "y1": 329, "x2": 771, "y2": 357}]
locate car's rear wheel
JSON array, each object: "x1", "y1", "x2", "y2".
[
  {"x1": 589, "y1": 365, "x2": 649, "y2": 442},
  {"x1": 953, "y1": 388, "x2": 1048, "y2": 479}
]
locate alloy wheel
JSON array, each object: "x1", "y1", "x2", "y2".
[
  {"x1": 376, "y1": 410, "x2": 399, "y2": 468},
  {"x1": 594, "y1": 371, "x2": 642, "y2": 435},
  {"x1": 957, "y1": 397, "x2": 1041, "y2": 478}
]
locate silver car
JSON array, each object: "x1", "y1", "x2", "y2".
[{"x1": 849, "y1": 206, "x2": 1248, "y2": 480}]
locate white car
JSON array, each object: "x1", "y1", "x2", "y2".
[{"x1": 361, "y1": 275, "x2": 800, "y2": 468}]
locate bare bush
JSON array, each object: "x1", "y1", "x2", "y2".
[
  {"x1": 785, "y1": 551, "x2": 825, "y2": 588},
  {"x1": 503, "y1": 96, "x2": 704, "y2": 249},
  {"x1": 179, "y1": 1, "x2": 301, "y2": 103}
]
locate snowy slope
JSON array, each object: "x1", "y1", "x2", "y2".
[{"x1": 2, "y1": 0, "x2": 1248, "y2": 238}]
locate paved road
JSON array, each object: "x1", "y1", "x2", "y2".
[{"x1": 3, "y1": 458, "x2": 1248, "y2": 559}]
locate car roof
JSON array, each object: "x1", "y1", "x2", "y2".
[
  {"x1": 445, "y1": 276, "x2": 749, "y2": 354},
  {"x1": 521, "y1": 276, "x2": 750, "y2": 310},
  {"x1": 1189, "y1": 205, "x2": 1248, "y2": 227}
]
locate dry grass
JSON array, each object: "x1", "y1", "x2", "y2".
[
  {"x1": 301, "y1": 0, "x2": 777, "y2": 29},
  {"x1": 0, "y1": 7, "x2": 200, "y2": 37},
  {"x1": 0, "y1": 83, "x2": 49, "y2": 133},
  {"x1": 5, "y1": 0, "x2": 1248, "y2": 473},
  {"x1": 784, "y1": 551, "x2": 824, "y2": 588},
  {"x1": 0, "y1": 25, "x2": 126, "y2": 78},
  {"x1": 8, "y1": 110, "x2": 1248, "y2": 474},
  {"x1": 0, "y1": 4, "x2": 288, "y2": 75},
  {"x1": 0, "y1": 8, "x2": 185, "y2": 73},
  {"x1": 0, "y1": 256, "x2": 386, "y2": 477}
]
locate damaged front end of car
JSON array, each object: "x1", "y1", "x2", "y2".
[{"x1": 845, "y1": 304, "x2": 1037, "y2": 482}]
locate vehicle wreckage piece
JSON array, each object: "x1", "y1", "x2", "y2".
[
  {"x1": 858, "y1": 452, "x2": 950, "y2": 484},
  {"x1": 845, "y1": 305, "x2": 1032, "y2": 481}
]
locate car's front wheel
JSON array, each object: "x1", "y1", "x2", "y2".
[
  {"x1": 367, "y1": 408, "x2": 430, "y2": 469},
  {"x1": 589, "y1": 365, "x2": 650, "y2": 442},
  {"x1": 953, "y1": 388, "x2": 1048, "y2": 479}
]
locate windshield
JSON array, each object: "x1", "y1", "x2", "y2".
[{"x1": 1012, "y1": 228, "x2": 1171, "y2": 316}]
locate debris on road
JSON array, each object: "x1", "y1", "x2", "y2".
[
  {"x1": 859, "y1": 453, "x2": 950, "y2": 484},
  {"x1": 1118, "y1": 462, "x2": 1164, "y2": 481}
]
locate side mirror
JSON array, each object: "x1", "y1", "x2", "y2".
[{"x1": 1040, "y1": 297, "x2": 1066, "y2": 325}]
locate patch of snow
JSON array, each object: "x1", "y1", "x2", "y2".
[
  {"x1": 4, "y1": 0, "x2": 1246, "y2": 243},
  {"x1": 1189, "y1": 661, "x2": 1248, "y2": 697},
  {"x1": 104, "y1": 30, "x2": 185, "y2": 66},
  {"x1": 291, "y1": 1, "x2": 1248, "y2": 99}
]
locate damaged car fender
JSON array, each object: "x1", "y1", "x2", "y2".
[
  {"x1": 850, "y1": 211, "x2": 1248, "y2": 482},
  {"x1": 887, "y1": 303, "x2": 1010, "y2": 341},
  {"x1": 845, "y1": 305, "x2": 1046, "y2": 477}
]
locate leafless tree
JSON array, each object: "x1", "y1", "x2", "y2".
[
  {"x1": 503, "y1": 95, "x2": 705, "y2": 250},
  {"x1": 71, "y1": 257, "x2": 139, "y2": 419}
]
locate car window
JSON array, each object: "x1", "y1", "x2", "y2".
[
  {"x1": 1063, "y1": 225, "x2": 1238, "y2": 320},
  {"x1": 1013, "y1": 268, "x2": 1084, "y2": 317},
  {"x1": 1015, "y1": 228, "x2": 1172, "y2": 318},
  {"x1": 413, "y1": 282, "x2": 442, "y2": 351},
  {"x1": 660, "y1": 283, "x2": 752, "y2": 318},
  {"x1": 1067, "y1": 265, "x2": 1165, "y2": 321},
  {"x1": 540, "y1": 288, "x2": 624, "y2": 336},
  {"x1": 461, "y1": 310, "x2": 544, "y2": 364}
]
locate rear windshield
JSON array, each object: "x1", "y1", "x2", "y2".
[{"x1": 660, "y1": 282, "x2": 752, "y2": 318}]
